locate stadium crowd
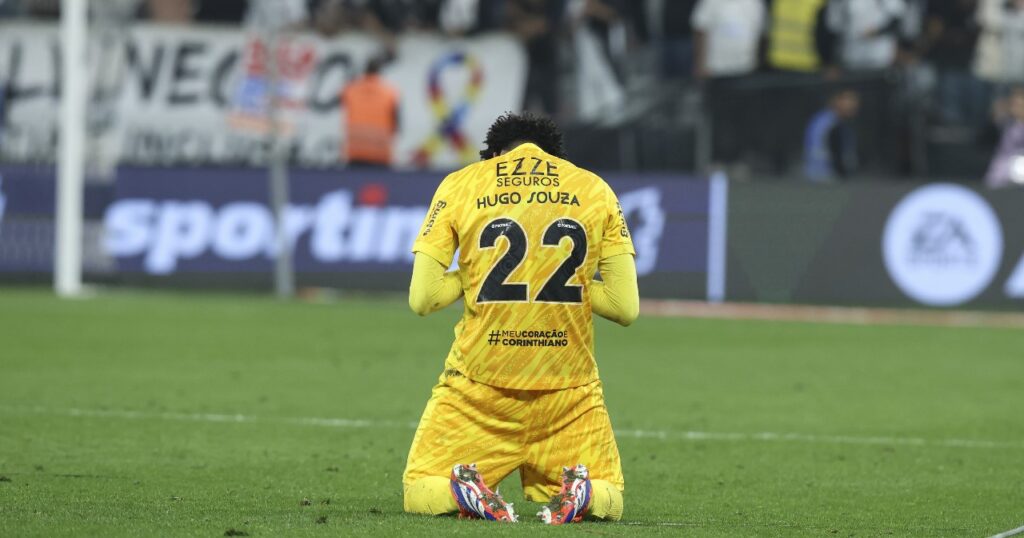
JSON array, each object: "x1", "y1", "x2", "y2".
[{"x1": 1, "y1": 0, "x2": 1023, "y2": 183}]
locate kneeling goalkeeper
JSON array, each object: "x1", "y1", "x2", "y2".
[{"x1": 403, "y1": 113, "x2": 638, "y2": 524}]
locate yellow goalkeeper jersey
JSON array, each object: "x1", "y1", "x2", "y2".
[{"x1": 412, "y1": 142, "x2": 635, "y2": 390}]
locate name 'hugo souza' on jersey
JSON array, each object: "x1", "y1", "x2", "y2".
[{"x1": 476, "y1": 191, "x2": 581, "y2": 209}]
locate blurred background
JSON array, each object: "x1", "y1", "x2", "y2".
[{"x1": 1, "y1": 0, "x2": 1024, "y2": 312}]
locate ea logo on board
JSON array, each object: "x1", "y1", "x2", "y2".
[{"x1": 883, "y1": 184, "x2": 1003, "y2": 306}]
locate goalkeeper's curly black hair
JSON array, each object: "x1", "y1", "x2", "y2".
[{"x1": 479, "y1": 112, "x2": 566, "y2": 160}]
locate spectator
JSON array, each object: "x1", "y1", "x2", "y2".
[
  {"x1": 310, "y1": 0, "x2": 347, "y2": 36},
  {"x1": 899, "y1": 0, "x2": 928, "y2": 44},
  {"x1": 507, "y1": 0, "x2": 566, "y2": 116},
  {"x1": 658, "y1": 0, "x2": 699, "y2": 79},
  {"x1": 18, "y1": 0, "x2": 57, "y2": 17},
  {"x1": 245, "y1": 0, "x2": 308, "y2": 30},
  {"x1": 893, "y1": 0, "x2": 928, "y2": 78},
  {"x1": 691, "y1": 0, "x2": 765, "y2": 80},
  {"x1": 0, "y1": 83, "x2": 6, "y2": 149},
  {"x1": 0, "y1": 0, "x2": 21, "y2": 17},
  {"x1": 146, "y1": 0, "x2": 191, "y2": 23},
  {"x1": 403, "y1": 0, "x2": 450, "y2": 31},
  {"x1": 894, "y1": 0, "x2": 930, "y2": 83},
  {"x1": 357, "y1": 0, "x2": 421, "y2": 33},
  {"x1": 343, "y1": 0, "x2": 399, "y2": 55},
  {"x1": 619, "y1": 0, "x2": 649, "y2": 46},
  {"x1": 692, "y1": 0, "x2": 766, "y2": 165},
  {"x1": 925, "y1": 0, "x2": 985, "y2": 127},
  {"x1": 140, "y1": 0, "x2": 253, "y2": 24},
  {"x1": 826, "y1": 0, "x2": 907, "y2": 71},
  {"x1": 438, "y1": 0, "x2": 480, "y2": 35},
  {"x1": 804, "y1": 88, "x2": 860, "y2": 181},
  {"x1": 474, "y1": 0, "x2": 505, "y2": 32},
  {"x1": 570, "y1": 0, "x2": 625, "y2": 121},
  {"x1": 194, "y1": 0, "x2": 246, "y2": 24},
  {"x1": 974, "y1": 0, "x2": 1024, "y2": 89},
  {"x1": 985, "y1": 87, "x2": 1024, "y2": 188},
  {"x1": 340, "y1": 57, "x2": 400, "y2": 167},
  {"x1": 766, "y1": 0, "x2": 828, "y2": 73}
]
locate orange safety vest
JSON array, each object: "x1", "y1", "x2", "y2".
[{"x1": 340, "y1": 74, "x2": 399, "y2": 165}]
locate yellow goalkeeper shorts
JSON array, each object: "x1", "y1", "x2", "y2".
[{"x1": 402, "y1": 370, "x2": 624, "y2": 502}]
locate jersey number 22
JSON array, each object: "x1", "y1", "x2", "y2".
[{"x1": 477, "y1": 217, "x2": 588, "y2": 305}]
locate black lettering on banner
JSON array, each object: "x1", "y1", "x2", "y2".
[
  {"x1": 210, "y1": 50, "x2": 239, "y2": 107},
  {"x1": 477, "y1": 218, "x2": 529, "y2": 302},
  {"x1": 476, "y1": 218, "x2": 588, "y2": 305},
  {"x1": 536, "y1": 219, "x2": 587, "y2": 303},
  {"x1": 168, "y1": 42, "x2": 206, "y2": 105},
  {"x1": 125, "y1": 42, "x2": 165, "y2": 101},
  {"x1": 6, "y1": 42, "x2": 45, "y2": 103},
  {"x1": 308, "y1": 53, "x2": 351, "y2": 112},
  {"x1": 50, "y1": 41, "x2": 61, "y2": 100}
]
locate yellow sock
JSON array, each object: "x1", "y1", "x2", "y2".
[
  {"x1": 587, "y1": 480, "x2": 624, "y2": 521},
  {"x1": 403, "y1": 476, "x2": 459, "y2": 515}
]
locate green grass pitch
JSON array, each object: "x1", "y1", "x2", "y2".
[{"x1": 1, "y1": 287, "x2": 1023, "y2": 537}]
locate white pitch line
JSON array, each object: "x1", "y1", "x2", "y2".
[
  {"x1": 614, "y1": 429, "x2": 1024, "y2": 450},
  {"x1": 3, "y1": 405, "x2": 1024, "y2": 450},
  {"x1": 990, "y1": 524, "x2": 1024, "y2": 538}
]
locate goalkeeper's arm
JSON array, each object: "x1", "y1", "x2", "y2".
[
  {"x1": 408, "y1": 252, "x2": 464, "y2": 316},
  {"x1": 590, "y1": 253, "x2": 639, "y2": 327}
]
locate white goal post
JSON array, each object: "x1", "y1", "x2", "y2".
[
  {"x1": 53, "y1": 0, "x2": 297, "y2": 298},
  {"x1": 54, "y1": 0, "x2": 88, "y2": 297}
]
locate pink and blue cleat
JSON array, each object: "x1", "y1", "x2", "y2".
[
  {"x1": 537, "y1": 464, "x2": 592, "y2": 525},
  {"x1": 449, "y1": 463, "x2": 518, "y2": 522}
]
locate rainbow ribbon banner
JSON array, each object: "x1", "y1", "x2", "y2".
[{"x1": 414, "y1": 51, "x2": 484, "y2": 167}]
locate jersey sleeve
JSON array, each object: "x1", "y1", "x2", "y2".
[
  {"x1": 412, "y1": 175, "x2": 459, "y2": 266},
  {"x1": 600, "y1": 183, "x2": 636, "y2": 260}
]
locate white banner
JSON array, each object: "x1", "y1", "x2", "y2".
[{"x1": 0, "y1": 23, "x2": 526, "y2": 169}]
